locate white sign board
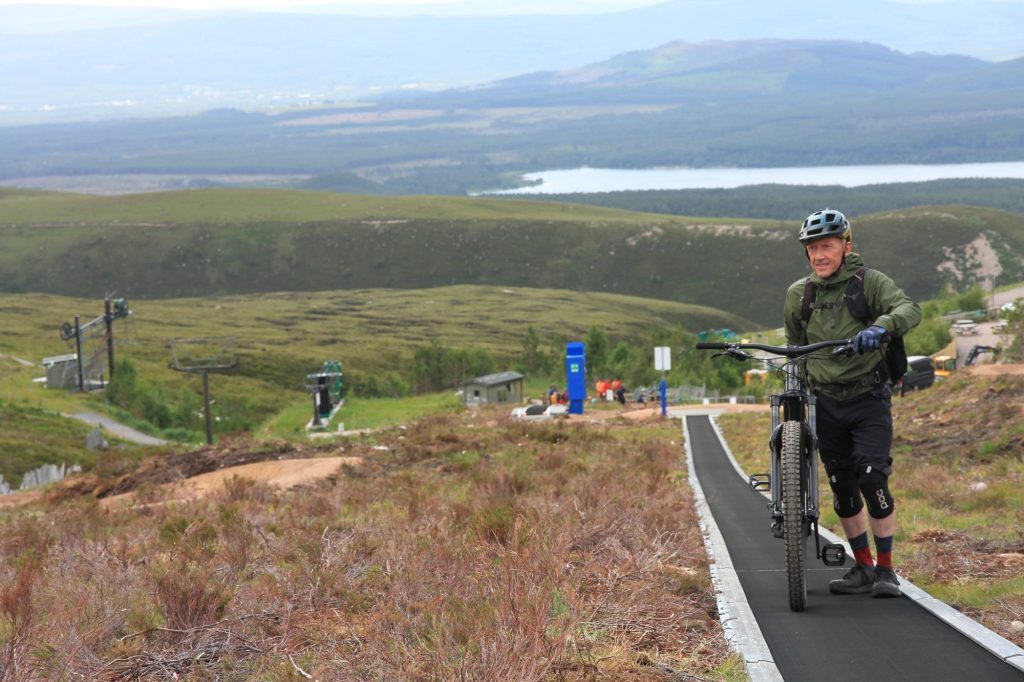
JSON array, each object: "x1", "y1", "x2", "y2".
[{"x1": 654, "y1": 346, "x2": 671, "y2": 371}]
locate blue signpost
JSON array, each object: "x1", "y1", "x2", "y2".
[
  {"x1": 565, "y1": 342, "x2": 586, "y2": 415},
  {"x1": 655, "y1": 346, "x2": 671, "y2": 417}
]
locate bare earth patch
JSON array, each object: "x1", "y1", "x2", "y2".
[
  {"x1": 963, "y1": 362, "x2": 1024, "y2": 375},
  {"x1": 99, "y1": 456, "x2": 364, "y2": 508}
]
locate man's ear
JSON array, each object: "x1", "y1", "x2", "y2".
[{"x1": 844, "y1": 240, "x2": 852, "y2": 256}]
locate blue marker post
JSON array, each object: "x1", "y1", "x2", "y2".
[
  {"x1": 565, "y1": 342, "x2": 586, "y2": 415},
  {"x1": 654, "y1": 346, "x2": 671, "y2": 418}
]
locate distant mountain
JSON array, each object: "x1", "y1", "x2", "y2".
[
  {"x1": 435, "y1": 39, "x2": 990, "y2": 105},
  {"x1": 1, "y1": 0, "x2": 1022, "y2": 124},
  {"x1": 1, "y1": 39, "x2": 1021, "y2": 194}
]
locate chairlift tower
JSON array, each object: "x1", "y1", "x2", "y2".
[
  {"x1": 59, "y1": 296, "x2": 131, "y2": 391},
  {"x1": 168, "y1": 337, "x2": 238, "y2": 445},
  {"x1": 305, "y1": 361, "x2": 344, "y2": 432}
]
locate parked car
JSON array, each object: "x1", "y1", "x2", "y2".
[
  {"x1": 900, "y1": 355, "x2": 936, "y2": 394},
  {"x1": 950, "y1": 319, "x2": 980, "y2": 335}
]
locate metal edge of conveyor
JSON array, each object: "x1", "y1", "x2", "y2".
[
  {"x1": 682, "y1": 414, "x2": 784, "y2": 682},
  {"x1": 704, "y1": 414, "x2": 1024, "y2": 674}
]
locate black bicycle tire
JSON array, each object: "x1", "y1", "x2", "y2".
[{"x1": 781, "y1": 420, "x2": 807, "y2": 612}]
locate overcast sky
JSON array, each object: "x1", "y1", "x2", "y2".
[
  {"x1": 3, "y1": 0, "x2": 1016, "y2": 12},
  {"x1": 0, "y1": 0, "x2": 666, "y2": 13}
]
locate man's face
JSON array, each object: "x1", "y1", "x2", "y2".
[{"x1": 805, "y1": 236, "x2": 851, "y2": 278}]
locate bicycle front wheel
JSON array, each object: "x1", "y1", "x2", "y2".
[{"x1": 781, "y1": 420, "x2": 807, "y2": 612}]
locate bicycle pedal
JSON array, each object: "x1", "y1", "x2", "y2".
[
  {"x1": 821, "y1": 543, "x2": 846, "y2": 567},
  {"x1": 749, "y1": 473, "x2": 771, "y2": 491}
]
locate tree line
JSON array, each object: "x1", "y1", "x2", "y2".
[{"x1": 519, "y1": 179, "x2": 1024, "y2": 221}]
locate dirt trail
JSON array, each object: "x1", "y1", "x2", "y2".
[
  {"x1": 100, "y1": 455, "x2": 362, "y2": 508},
  {"x1": 962, "y1": 362, "x2": 1024, "y2": 375},
  {"x1": 567, "y1": 404, "x2": 768, "y2": 423}
]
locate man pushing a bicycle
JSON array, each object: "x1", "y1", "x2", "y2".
[{"x1": 784, "y1": 209, "x2": 921, "y2": 598}]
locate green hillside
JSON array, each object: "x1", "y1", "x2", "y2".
[
  {"x1": 3, "y1": 189, "x2": 1023, "y2": 327},
  {"x1": 0, "y1": 401, "x2": 102, "y2": 489},
  {"x1": 0, "y1": 285, "x2": 752, "y2": 442},
  {"x1": 0, "y1": 187, "x2": 672, "y2": 224}
]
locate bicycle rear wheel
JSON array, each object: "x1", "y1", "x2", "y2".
[{"x1": 781, "y1": 420, "x2": 807, "y2": 612}]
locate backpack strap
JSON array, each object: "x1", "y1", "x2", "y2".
[
  {"x1": 844, "y1": 266, "x2": 872, "y2": 327},
  {"x1": 799, "y1": 278, "x2": 816, "y2": 345},
  {"x1": 800, "y1": 267, "x2": 872, "y2": 344}
]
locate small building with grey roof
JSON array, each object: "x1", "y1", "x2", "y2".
[{"x1": 462, "y1": 371, "x2": 524, "y2": 406}]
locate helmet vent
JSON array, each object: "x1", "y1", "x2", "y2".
[{"x1": 798, "y1": 208, "x2": 849, "y2": 244}]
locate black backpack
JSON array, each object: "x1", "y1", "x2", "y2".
[{"x1": 800, "y1": 267, "x2": 908, "y2": 383}]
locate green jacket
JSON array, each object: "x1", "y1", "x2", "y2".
[{"x1": 784, "y1": 253, "x2": 922, "y2": 399}]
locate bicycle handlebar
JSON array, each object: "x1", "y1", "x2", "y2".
[{"x1": 695, "y1": 338, "x2": 853, "y2": 359}]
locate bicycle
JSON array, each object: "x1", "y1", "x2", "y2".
[{"x1": 695, "y1": 338, "x2": 852, "y2": 611}]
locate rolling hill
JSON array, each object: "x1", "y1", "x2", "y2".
[
  {"x1": 433, "y1": 39, "x2": 992, "y2": 105},
  {"x1": 1, "y1": 38, "x2": 1022, "y2": 196},
  {"x1": 1, "y1": 0, "x2": 1021, "y2": 125},
  {"x1": 2, "y1": 189, "x2": 1023, "y2": 327}
]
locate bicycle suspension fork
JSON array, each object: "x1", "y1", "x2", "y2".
[
  {"x1": 767, "y1": 362, "x2": 808, "y2": 530},
  {"x1": 766, "y1": 364, "x2": 823, "y2": 546},
  {"x1": 754, "y1": 359, "x2": 847, "y2": 567}
]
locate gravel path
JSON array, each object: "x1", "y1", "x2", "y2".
[{"x1": 66, "y1": 412, "x2": 167, "y2": 446}]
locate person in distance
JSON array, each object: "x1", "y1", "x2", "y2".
[{"x1": 783, "y1": 209, "x2": 921, "y2": 598}]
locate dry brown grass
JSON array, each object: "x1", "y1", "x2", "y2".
[{"x1": 0, "y1": 410, "x2": 741, "y2": 680}]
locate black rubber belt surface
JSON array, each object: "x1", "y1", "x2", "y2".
[{"x1": 686, "y1": 414, "x2": 1024, "y2": 681}]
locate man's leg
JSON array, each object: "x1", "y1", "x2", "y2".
[
  {"x1": 838, "y1": 511, "x2": 895, "y2": 565},
  {"x1": 867, "y1": 500, "x2": 899, "y2": 597},
  {"x1": 849, "y1": 385, "x2": 899, "y2": 597},
  {"x1": 829, "y1": 497, "x2": 877, "y2": 595},
  {"x1": 816, "y1": 394, "x2": 878, "y2": 594},
  {"x1": 857, "y1": 465, "x2": 900, "y2": 597},
  {"x1": 839, "y1": 508, "x2": 868, "y2": 538},
  {"x1": 868, "y1": 514, "x2": 895, "y2": 547}
]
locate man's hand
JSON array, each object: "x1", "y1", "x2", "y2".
[{"x1": 852, "y1": 325, "x2": 887, "y2": 354}]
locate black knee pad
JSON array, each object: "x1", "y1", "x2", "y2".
[
  {"x1": 828, "y1": 473, "x2": 864, "y2": 518},
  {"x1": 859, "y1": 468, "x2": 894, "y2": 519}
]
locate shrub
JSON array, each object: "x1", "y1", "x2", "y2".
[{"x1": 409, "y1": 342, "x2": 497, "y2": 394}]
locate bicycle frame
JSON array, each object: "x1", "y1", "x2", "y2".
[
  {"x1": 768, "y1": 357, "x2": 829, "y2": 562},
  {"x1": 696, "y1": 340, "x2": 848, "y2": 567}
]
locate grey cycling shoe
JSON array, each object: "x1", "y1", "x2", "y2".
[
  {"x1": 872, "y1": 566, "x2": 901, "y2": 598},
  {"x1": 829, "y1": 563, "x2": 876, "y2": 594}
]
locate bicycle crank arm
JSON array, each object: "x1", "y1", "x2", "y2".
[
  {"x1": 811, "y1": 520, "x2": 846, "y2": 566},
  {"x1": 820, "y1": 543, "x2": 847, "y2": 567},
  {"x1": 748, "y1": 472, "x2": 770, "y2": 491}
]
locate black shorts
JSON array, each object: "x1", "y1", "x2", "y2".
[{"x1": 815, "y1": 385, "x2": 893, "y2": 476}]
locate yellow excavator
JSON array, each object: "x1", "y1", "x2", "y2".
[{"x1": 931, "y1": 339, "x2": 958, "y2": 379}]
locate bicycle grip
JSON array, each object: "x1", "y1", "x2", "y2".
[{"x1": 695, "y1": 342, "x2": 730, "y2": 349}]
